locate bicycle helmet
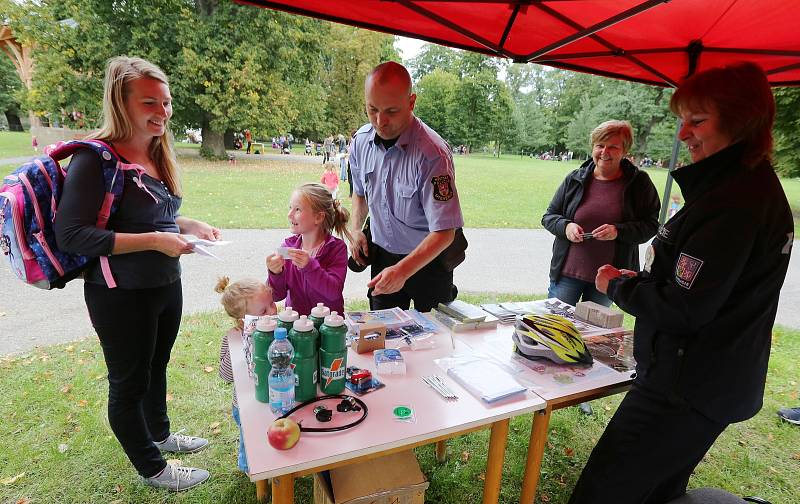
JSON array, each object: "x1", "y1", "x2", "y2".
[{"x1": 512, "y1": 313, "x2": 593, "y2": 365}]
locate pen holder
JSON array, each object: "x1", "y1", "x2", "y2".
[{"x1": 352, "y1": 322, "x2": 386, "y2": 354}]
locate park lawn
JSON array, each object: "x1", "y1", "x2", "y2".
[
  {"x1": 1, "y1": 292, "x2": 798, "y2": 504},
  {"x1": 177, "y1": 152, "x2": 800, "y2": 235},
  {"x1": 0, "y1": 131, "x2": 36, "y2": 158}
]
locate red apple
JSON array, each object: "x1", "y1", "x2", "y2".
[{"x1": 267, "y1": 417, "x2": 301, "y2": 450}]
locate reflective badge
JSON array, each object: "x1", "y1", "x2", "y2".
[
  {"x1": 644, "y1": 244, "x2": 655, "y2": 273},
  {"x1": 782, "y1": 232, "x2": 794, "y2": 255},
  {"x1": 102, "y1": 150, "x2": 112, "y2": 161},
  {"x1": 431, "y1": 175, "x2": 454, "y2": 201},
  {"x1": 675, "y1": 253, "x2": 703, "y2": 289}
]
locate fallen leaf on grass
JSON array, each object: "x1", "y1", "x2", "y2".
[
  {"x1": 203, "y1": 366, "x2": 215, "y2": 373},
  {"x1": 77, "y1": 400, "x2": 88, "y2": 407},
  {"x1": 16, "y1": 498, "x2": 30, "y2": 504},
  {"x1": 478, "y1": 472, "x2": 485, "y2": 481},
  {"x1": 604, "y1": 405, "x2": 612, "y2": 411},
  {"x1": 166, "y1": 393, "x2": 174, "y2": 402},
  {"x1": 768, "y1": 466, "x2": 778, "y2": 474},
  {"x1": 564, "y1": 447, "x2": 574, "y2": 457},
  {"x1": 167, "y1": 459, "x2": 182, "y2": 466},
  {"x1": 113, "y1": 484, "x2": 124, "y2": 493},
  {"x1": 541, "y1": 493, "x2": 551, "y2": 502},
  {"x1": 461, "y1": 451, "x2": 471, "y2": 462},
  {"x1": 791, "y1": 453, "x2": 800, "y2": 461},
  {"x1": 209, "y1": 421, "x2": 221, "y2": 429},
  {"x1": 1, "y1": 473, "x2": 25, "y2": 485},
  {"x1": 65, "y1": 345, "x2": 75, "y2": 353},
  {"x1": 61, "y1": 384, "x2": 73, "y2": 394},
  {"x1": 767, "y1": 433, "x2": 774, "y2": 441},
  {"x1": 790, "y1": 390, "x2": 799, "y2": 401}
]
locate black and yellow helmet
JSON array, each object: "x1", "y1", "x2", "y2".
[{"x1": 512, "y1": 313, "x2": 593, "y2": 365}]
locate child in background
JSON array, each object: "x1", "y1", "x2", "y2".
[
  {"x1": 215, "y1": 276, "x2": 277, "y2": 473},
  {"x1": 267, "y1": 183, "x2": 351, "y2": 315},
  {"x1": 320, "y1": 164, "x2": 339, "y2": 199},
  {"x1": 31, "y1": 136, "x2": 38, "y2": 152}
]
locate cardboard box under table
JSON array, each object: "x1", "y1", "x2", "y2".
[
  {"x1": 313, "y1": 450, "x2": 428, "y2": 504},
  {"x1": 227, "y1": 324, "x2": 546, "y2": 504}
]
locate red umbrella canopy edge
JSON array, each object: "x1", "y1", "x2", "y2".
[{"x1": 237, "y1": 0, "x2": 800, "y2": 87}]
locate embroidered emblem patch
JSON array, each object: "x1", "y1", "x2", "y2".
[
  {"x1": 643, "y1": 244, "x2": 655, "y2": 273},
  {"x1": 431, "y1": 175, "x2": 454, "y2": 201},
  {"x1": 675, "y1": 253, "x2": 703, "y2": 289},
  {"x1": 782, "y1": 232, "x2": 794, "y2": 255}
]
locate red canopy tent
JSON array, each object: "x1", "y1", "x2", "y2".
[
  {"x1": 238, "y1": 0, "x2": 800, "y2": 87},
  {"x1": 238, "y1": 0, "x2": 800, "y2": 221}
]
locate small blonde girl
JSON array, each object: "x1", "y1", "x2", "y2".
[
  {"x1": 267, "y1": 183, "x2": 351, "y2": 316},
  {"x1": 214, "y1": 276, "x2": 277, "y2": 474}
]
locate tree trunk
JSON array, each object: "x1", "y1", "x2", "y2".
[
  {"x1": 5, "y1": 111, "x2": 22, "y2": 131},
  {"x1": 224, "y1": 129, "x2": 235, "y2": 149},
  {"x1": 200, "y1": 115, "x2": 226, "y2": 159}
]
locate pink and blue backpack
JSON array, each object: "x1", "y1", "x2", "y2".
[{"x1": 1, "y1": 140, "x2": 135, "y2": 289}]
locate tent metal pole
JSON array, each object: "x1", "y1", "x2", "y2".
[{"x1": 659, "y1": 117, "x2": 683, "y2": 224}]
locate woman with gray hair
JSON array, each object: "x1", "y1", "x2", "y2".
[{"x1": 542, "y1": 120, "x2": 660, "y2": 308}]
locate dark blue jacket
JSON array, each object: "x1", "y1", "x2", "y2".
[{"x1": 608, "y1": 144, "x2": 793, "y2": 423}]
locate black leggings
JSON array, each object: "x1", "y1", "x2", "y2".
[{"x1": 85, "y1": 280, "x2": 182, "y2": 478}]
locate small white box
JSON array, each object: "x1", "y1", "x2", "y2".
[{"x1": 575, "y1": 301, "x2": 624, "y2": 328}]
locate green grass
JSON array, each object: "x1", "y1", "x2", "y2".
[
  {"x1": 175, "y1": 152, "x2": 800, "y2": 235},
  {"x1": 1, "y1": 293, "x2": 798, "y2": 504},
  {"x1": 0, "y1": 131, "x2": 37, "y2": 158}
]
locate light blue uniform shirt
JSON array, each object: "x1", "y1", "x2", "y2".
[{"x1": 350, "y1": 116, "x2": 463, "y2": 255}]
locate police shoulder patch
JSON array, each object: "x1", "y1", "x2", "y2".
[
  {"x1": 675, "y1": 252, "x2": 703, "y2": 289},
  {"x1": 431, "y1": 174, "x2": 454, "y2": 201}
]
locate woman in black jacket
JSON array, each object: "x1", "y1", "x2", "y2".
[
  {"x1": 572, "y1": 62, "x2": 793, "y2": 504},
  {"x1": 542, "y1": 120, "x2": 660, "y2": 308}
]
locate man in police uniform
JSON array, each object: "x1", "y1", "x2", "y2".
[{"x1": 349, "y1": 61, "x2": 463, "y2": 312}]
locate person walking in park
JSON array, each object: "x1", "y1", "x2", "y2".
[
  {"x1": 348, "y1": 61, "x2": 463, "y2": 311},
  {"x1": 55, "y1": 56, "x2": 219, "y2": 492},
  {"x1": 570, "y1": 62, "x2": 793, "y2": 504},
  {"x1": 244, "y1": 129, "x2": 252, "y2": 154}
]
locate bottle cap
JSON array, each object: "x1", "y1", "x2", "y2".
[
  {"x1": 255, "y1": 317, "x2": 277, "y2": 332},
  {"x1": 277, "y1": 307, "x2": 299, "y2": 322},
  {"x1": 292, "y1": 315, "x2": 315, "y2": 332},
  {"x1": 274, "y1": 327, "x2": 288, "y2": 340},
  {"x1": 323, "y1": 311, "x2": 345, "y2": 327},
  {"x1": 310, "y1": 302, "x2": 330, "y2": 318}
]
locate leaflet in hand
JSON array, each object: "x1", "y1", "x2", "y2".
[{"x1": 181, "y1": 236, "x2": 231, "y2": 260}]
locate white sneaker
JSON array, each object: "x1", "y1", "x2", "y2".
[
  {"x1": 154, "y1": 429, "x2": 209, "y2": 454},
  {"x1": 142, "y1": 463, "x2": 210, "y2": 492}
]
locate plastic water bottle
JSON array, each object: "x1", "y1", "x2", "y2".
[{"x1": 267, "y1": 328, "x2": 295, "y2": 415}]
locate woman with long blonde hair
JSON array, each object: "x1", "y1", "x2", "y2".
[{"x1": 55, "y1": 56, "x2": 217, "y2": 491}]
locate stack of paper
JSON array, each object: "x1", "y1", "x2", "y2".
[
  {"x1": 447, "y1": 359, "x2": 527, "y2": 403},
  {"x1": 438, "y1": 300, "x2": 487, "y2": 323}
]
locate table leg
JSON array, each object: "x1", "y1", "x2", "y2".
[
  {"x1": 482, "y1": 418, "x2": 510, "y2": 504},
  {"x1": 520, "y1": 406, "x2": 552, "y2": 504},
  {"x1": 436, "y1": 440, "x2": 448, "y2": 462},
  {"x1": 256, "y1": 479, "x2": 268, "y2": 501},
  {"x1": 271, "y1": 474, "x2": 295, "y2": 504}
]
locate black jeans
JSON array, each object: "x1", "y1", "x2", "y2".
[
  {"x1": 85, "y1": 280, "x2": 183, "y2": 478},
  {"x1": 369, "y1": 244, "x2": 457, "y2": 312},
  {"x1": 568, "y1": 384, "x2": 727, "y2": 504}
]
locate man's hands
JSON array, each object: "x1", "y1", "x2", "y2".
[
  {"x1": 367, "y1": 263, "x2": 410, "y2": 296},
  {"x1": 595, "y1": 264, "x2": 637, "y2": 294},
  {"x1": 349, "y1": 230, "x2": 369, "y2": 266}
]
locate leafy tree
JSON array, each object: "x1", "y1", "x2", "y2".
[
  {"x1": 407, "y1": 43, "x2": 458, "y2": 81},
  {"x1": 414, "y1": 68, "x2": 458, "y2": 144},
  {"x1": 322, "y1": 25, "x2": 396, "y2": 139},
  {"x1": 773, "y1": 87, "x2": 800, "y2": 178},
  {"x1": 0, "y1": 53, "x2": 23, "y2": 129}
]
